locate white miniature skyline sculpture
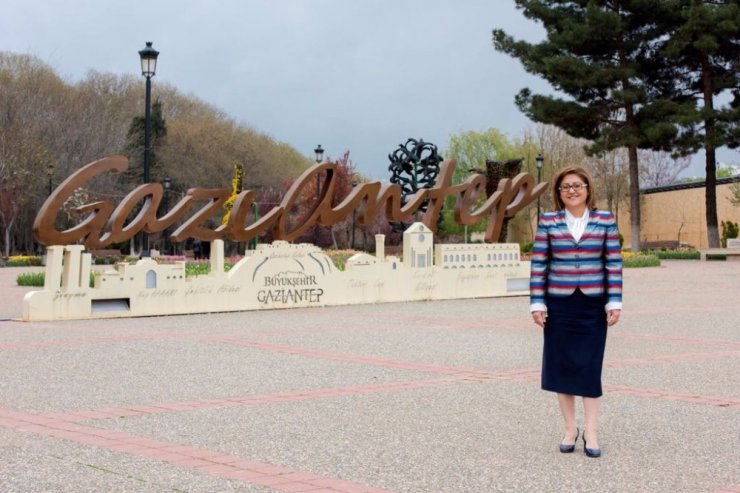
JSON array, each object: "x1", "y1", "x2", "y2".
[{"x1": 22, "y1": 223, "x2": 530, "y2": 321}]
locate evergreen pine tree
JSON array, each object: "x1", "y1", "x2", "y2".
[
  {"x1": 123, "y1": 98, "x2": 167, "y2": 186},
  {"x1": 653, "y1": 0, "x2": 740, "y2": 247},
  {"x1": 493, "y1": 1, "x2": 677, "y2": 251}
]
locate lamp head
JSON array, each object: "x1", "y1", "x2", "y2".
[
  {"x1": 314, "y1": 144, "x2": 324, "y2": 164},
  {"x1": 139, "y1": 41, "x2": 159, "y2": 77}
]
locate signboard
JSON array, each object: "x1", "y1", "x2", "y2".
[{"x1": 33, "y1": 156, "x2": 547, "y2": 247}]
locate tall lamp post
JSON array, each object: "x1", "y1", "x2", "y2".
[
  {"x1": 313, "y1": 144, "x2": 324, "y2": 244},
  {"x1": 351, "y1": 180, "x2": 357, "y2": 249},
  {"x1": 139, "y1": 41, "x2": 159, "y2": 257},
  {"x1": 250, "y1": 201, "x2": 260, "y2": 251},
  {"x1": 535, "y1": 153, "x2": 544, "y2": 219},
  {"x1": 163, "y1": 176, "x2": 171, "y2": 254},
  {"x1": 46, "y1": 163, "x2": 54, "y2": 196}
]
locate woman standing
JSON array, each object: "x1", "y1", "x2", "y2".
[{"x1": 530, "y1": 166, "x2": 623, "y2": 458}]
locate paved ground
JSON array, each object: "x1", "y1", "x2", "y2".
[{"x1": 0, "y1": 261, "x2": 738, "y2": 493}]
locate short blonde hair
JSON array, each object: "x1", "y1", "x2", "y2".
[{"x1": 551, "y1": 166, "x2": 596, "y2": 211}]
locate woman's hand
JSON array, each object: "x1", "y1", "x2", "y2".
[
  {"x1": 607, "y1": 309, "x2": 621, "y2": 326},
  {"x1": 532, "y1": 310, "x2": 547, "y2": 328}
]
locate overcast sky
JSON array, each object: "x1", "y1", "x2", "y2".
[{"x1": 1, "y1": 0, "x2": 735, "y2": 181}]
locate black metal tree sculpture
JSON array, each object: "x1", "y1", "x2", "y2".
[{"x1": 387, "y1": 138, "x2": 443, "y2": 231}]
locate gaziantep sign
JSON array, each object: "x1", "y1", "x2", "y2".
[{"x1": 33, "y1": 155, "x2": 547, "y2": 247}]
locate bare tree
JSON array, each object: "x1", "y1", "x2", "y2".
[
  {"x1": 584, "y1": 150, "x2": 629, "y2": 222},
  {"x1": 638, "y1": 150, "x2": 691, "y2": 188},
  {"x1": 0, "y1": 51, "x2": 313, "y2": 255}
]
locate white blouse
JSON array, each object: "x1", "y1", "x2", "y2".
[{"x1": 565, "y1": 208, "x2": 589, "y2": 242}]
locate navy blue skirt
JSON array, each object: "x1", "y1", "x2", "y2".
[{"x1": 542, "y1": 289, "x2": 608, "y2": 398}]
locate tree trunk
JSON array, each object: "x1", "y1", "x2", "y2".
[
  {"x1": 627, "y1": 145, "x2": 641, "y2": 252},
  {"x1": 618, "y1": 41, "x2": 641, "y2": 253},
  {"x1": 329, "y1": 226, "x2": 338, "y2": 250},
  {"x1": 702, "y1": 54, "x2": 720, "y2": 248},
  {"x1": 705, "y1": 145, "x2": 719, "y2": 248},
  {"x1": 3, "y1": 214, "x2": 16, "y2": 257},
  {"x1": 3, "y1": 228, "x2": 9, "y2": 258}
]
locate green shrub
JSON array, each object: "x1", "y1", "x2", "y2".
[
  {"x1": 185, "y1": 261, "x2": 211, "y2": 277},
  {"x1": 623, "y1": 254, "x2": 661, "y2": 268},
  {"x1": 6, "y1": 255, "x2": 43, "y2": 267},
  {"x1": 721, "y1": 220, "x2": 739, "y2": 247},
  {"x1": 93, "y1": 256, "x2": 121, "y2": 265},
  {"x1": 645, "y1": 250, "x2": 699, "y2": 260},
  {"x1": 705, "y1": 254, "x2": 727, "y2": 260},
  {"x1": 16, "y1": 272, "x2": 96, "y2": 287},
  {"x1": 16, "y1": 272, "x2": 46, "y2": 286},
  {"x1": 183, "y1": 260, "x2": 236, "y2": 277},
  {"x1": 323, "y1": 249, "x2": 359, "y2": 271}
]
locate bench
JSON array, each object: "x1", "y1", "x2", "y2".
[
  {"x1": 641, "y1": 240, "x2": 692, "y2": 251},
  {"x1": 699, "y1": 246, "x2": 740, "y2": 261}
]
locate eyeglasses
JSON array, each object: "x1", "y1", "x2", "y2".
[{"x1": 558, "y1": 183, "x2": 588, "y2": 192}]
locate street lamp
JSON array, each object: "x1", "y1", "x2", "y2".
[
  {"x1": 313, "y1": 144, "x2": 324, "y2": 244},
  {"x1": 351, "y1": 180, "x2": 358, "y2": 249},
  {"x1": 46, "y1": 162, "x2": 54, "y2": 196},
  {"x1": 250, "y1": 201, "x2": 260, "y2": 251},
  {"x1": 314, "y1": 144, "x2": 324, "y2": 199},
  {"x1": 250, "y1": 185, "x2": 262, "y2": 251},
  {"x1": 314, "y1": 144, "x2": 324, "y2": 164},
  {"x1": 139, "y1": 41, "x2": 159, "y2": 257},
  {"x1": 163, "y1": 176, "x2": 171, "y2": 254},
  {"x1": 535, "y1": 153, "x2": 544, "y2": 219}
]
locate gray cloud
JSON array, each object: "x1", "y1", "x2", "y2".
[{"x1": 1, "y1": 0, "x2": 734, "y2": 180}]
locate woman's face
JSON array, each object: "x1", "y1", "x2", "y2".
[{"x1": 558, "y1": 173, "x2": 588, "y2": 211}]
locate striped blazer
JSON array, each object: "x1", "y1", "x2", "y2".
[{"x1": 530, "y1": 209, "x2": 623, "y2": 306}]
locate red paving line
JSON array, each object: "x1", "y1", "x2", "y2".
[
  {"x1": 0, "y1": 405, "x2": 396, "y2": 493},
  {"x1": 0, "y1": 332, "x2": 204, "y2": 351},
  {"x1": 611, "y1": 332, "x2": 740, "y2": 349},
  {"x1": 33, "y1": 370, "x2": 545, "y2": 427},
  {"x1": 22, "y1": 335, "x2": 740, "y2": 425},
  {"x1": 210, "y1": 337, "x2": 476, "y2": 375},
  {"x1": 627, "y1": 305, "x2": 728, "y2": 316},
  {"x1": 602, "y1": 350, "x2": 740, "y2": 368},
  {"x1": 213, "y1": 336, "x2": 740, "y2": 377},
  {"x1": 3, "y1": 320, "x2": 737, "y2": 356},
  {"x1": 10, "y1": 330, "x2": 740, "y2": 424},
  {"x1": 37, "y1": 377, "x2": 464, "y2": 423},
  {"x1": 28, "y1": 336, "x2": 728, "y2": 418},
  {"x1": 604, "y1": 385, "x2": 740, "y2": 408},
  {"x1": 311, "y1": 309, "x2": 532, "y2": 331}
]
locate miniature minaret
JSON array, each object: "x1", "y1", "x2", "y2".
[{"x1": 375, "y1": 234, "x2": 385, "y2": 262}]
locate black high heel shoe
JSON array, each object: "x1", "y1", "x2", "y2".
[
  {"x1": 582, "y1": 432, "x2": 602, "y2": 458},
  {"x1": 559, "y1": 427, "x2": 579, "y2": 453}
]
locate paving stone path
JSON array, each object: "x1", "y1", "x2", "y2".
[{"x1": 0, "y1": 261, "x2": 738, "y2": 492}]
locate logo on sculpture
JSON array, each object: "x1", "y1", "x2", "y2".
[
  {"x1": 258, "y1": 271, "x2": 323, "y2": 304},
  {"x1": 32, "y1": 155, "x2": 547, "y2": 247}
]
